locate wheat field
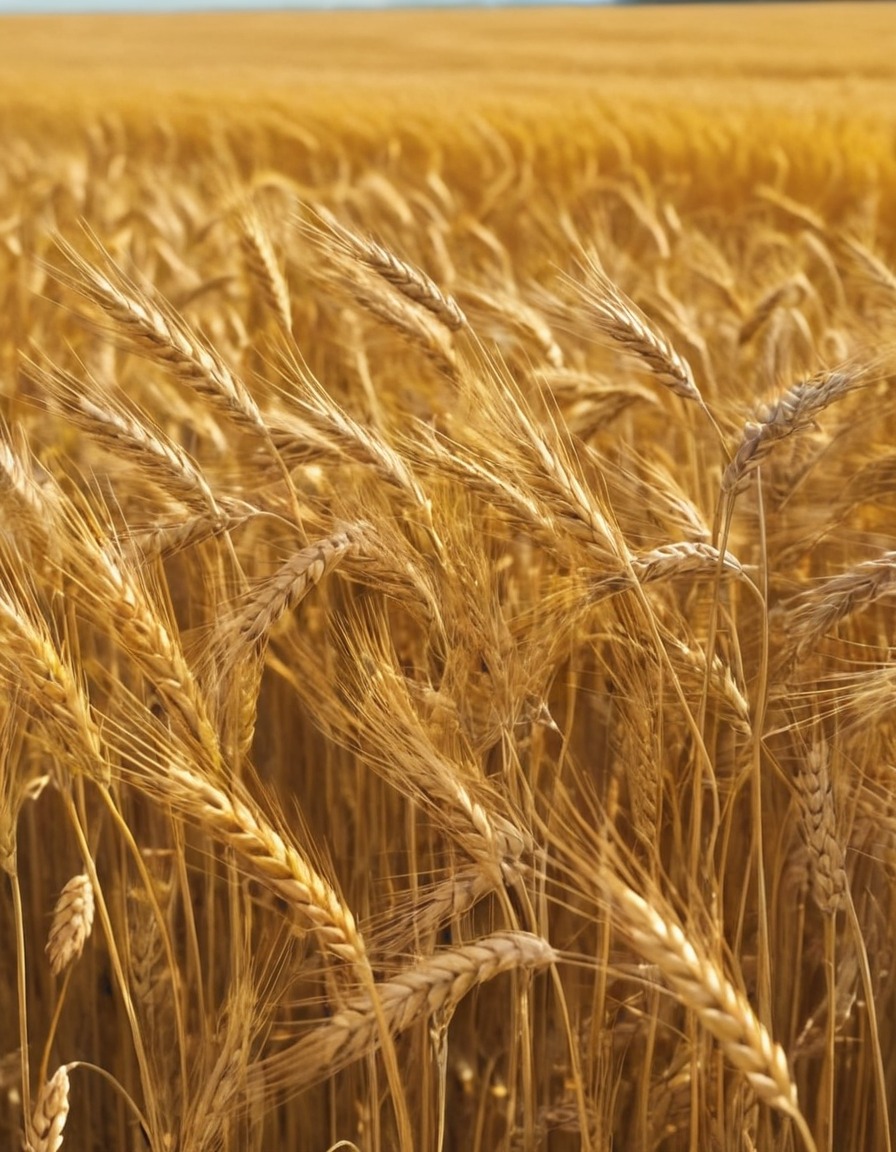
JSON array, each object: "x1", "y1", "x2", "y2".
[{"x1": 1, "y1": 4, "x2": 896, "y2": 1150}]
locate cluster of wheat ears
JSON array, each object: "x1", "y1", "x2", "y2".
[{"x1": 1, "y1": 82, "x2": 896, "y2": 1152}]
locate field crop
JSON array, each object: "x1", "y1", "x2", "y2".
[{"x1": 1, "y1": 4, "x2": 896, "y2": 1150}]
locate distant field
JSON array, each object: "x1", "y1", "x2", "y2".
[
  {"x1": 1, "y1": 4, "x2": 895, "y2": 102},
  {"x1": 2, "y1": 5, "x2": 896, "y2": 1152}
]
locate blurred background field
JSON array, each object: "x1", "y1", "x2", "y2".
[{"x1": 1, "y1": 4, "x2": 894, "y2": 109}]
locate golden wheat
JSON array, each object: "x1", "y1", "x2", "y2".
[{"x1": 2, "y1": 8, "x2": 895, "y2": 1151}]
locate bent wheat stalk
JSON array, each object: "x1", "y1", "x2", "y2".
[{"x1": 254, "y1": 932, "x2": 556, "y2": 1093}]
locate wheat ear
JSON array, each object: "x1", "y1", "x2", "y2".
[
  {"x1": 0, "y1": 582, "x2": 108, "y2": 785},
  {"x1": 722, "y1": 369, "x2": 860, "y2": 494},
  {"x1": 610, "y1": 880, "x2": 811, "y2": 1140},
  {"x1": 796, "y1": 741, "x2": 846, "y2": 917},
  {"x1": 459, "y1": 284, "x2": 563, "y2": 366},
  {"x1": 234, "y1": 522, "x2": 370, "y2": 647},
  {"x1": 839, "y1": 234, "x2": 896, "y2": 295},
  {"x1": 433, "y1": 370, "x2": 626, "y2": 568},
  {"x1": 27, "y1": 1065, "x2": 70, "y2": 1152},
  {"x1": 276, "y1": 369, "x2": 431, "y2": 510},
  {"x1": 240, "y1": 207, "x2": 293, "y2": 334},
  {"x1": 577, "y1": 255, "x2": 700, "y2": 401},
  {"x1": 780, "y1": 549, "x2": 896, "y2": 659},
  {"x1": 125, "y1": 500, "x2": 255, "y2": 561},
  {"x1": 33, "y1": 361, "x2": 220, "y2": 515},
  {"x1": 377, "y1": 866, "x2": 493, "y2": 953},
  {"x1": 50, "y1": 494, "x2": 223, "y2": 771},
  {"x1": 338, "y1": 266, "x2": 459, "y2": 373},
  {"x1": 55, "y1": 238, "x2": 268, "y2": 439},
  {"x1": 738, "y1": 275, "x2": 810, "y2": 345},
  {"x1": 154, "y1": 760, "x2": 364, "y2": 966},
  {"x1": 46, "y1": 874, "x2": 95, "y2": 976},
  {"x1": 312, "y1": 205, "x2": 466, "y2": 330},
  {"x1": 216, "y1": 521, "x2": 370, "y2": 756},
  {"x1": 0, "y1": 421, "x2": 52, "y2": 525},
  {"x1": 594, "y1": 541, "x2": 744, "y2": 595}
]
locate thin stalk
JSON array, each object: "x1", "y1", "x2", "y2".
[{"x1": 9, "y1": 860, "x2": 32, "y2": 1124}]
